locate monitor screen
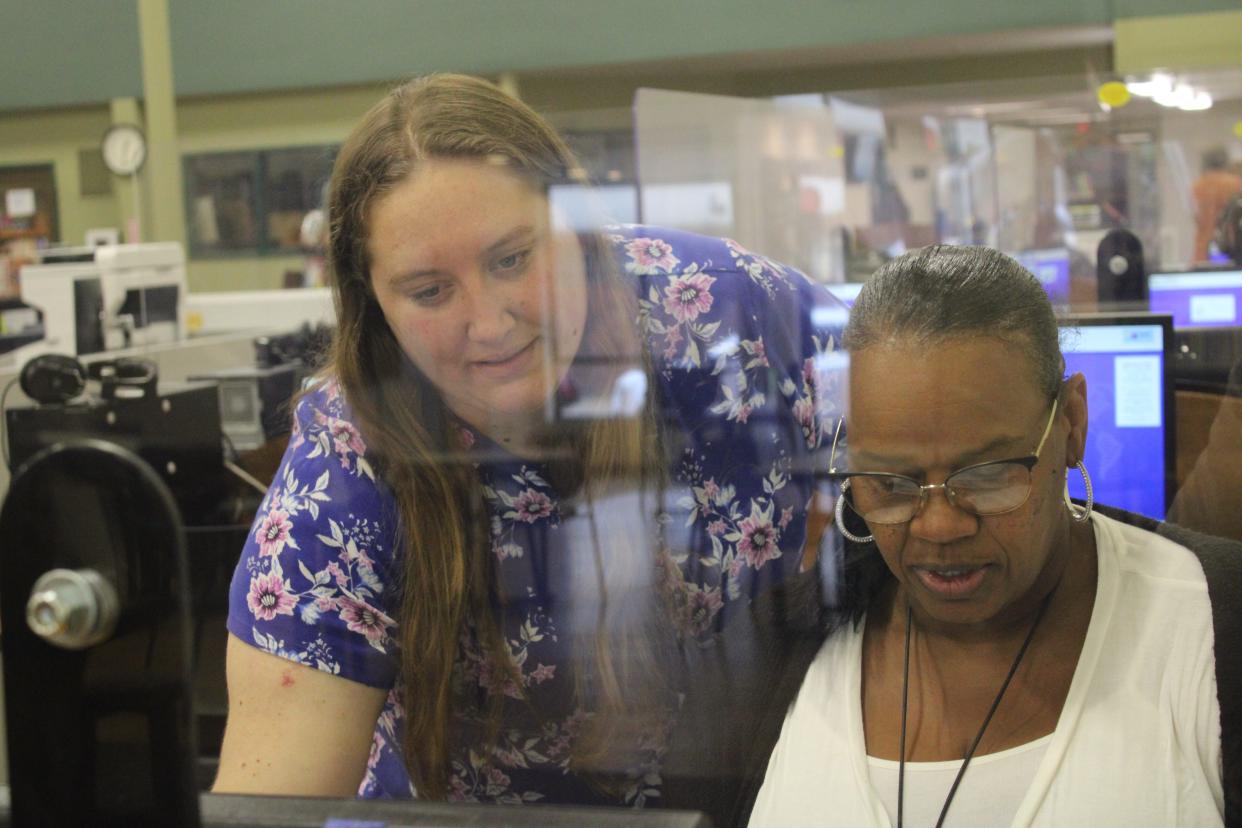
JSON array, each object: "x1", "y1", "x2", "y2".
[
  {"x1": 1059, "y1": 314, "x2": 1173, "y2": 520},
  {"x1": 825, "y1": 282, "x2": 865, "y2": 308},
  {"x1": 1013, "y1": 248, "x2": 1071, "y2": 305},
  {"x1": 1148, "y1": 269, "x2": 1242, "y2": 329}
]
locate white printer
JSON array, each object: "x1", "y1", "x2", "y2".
[{"x1": 17, "y1": 242, "x2": 187, "y2": 356}]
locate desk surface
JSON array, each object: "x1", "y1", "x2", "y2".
[{"x1": 0, "y1": 788, "x2": 712, "y2": 827}]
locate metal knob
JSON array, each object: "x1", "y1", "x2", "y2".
[{"x1": 26, "y1": 568, "x2": 119, "y2": 650}]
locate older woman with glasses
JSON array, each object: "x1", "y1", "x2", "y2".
[{"x1": 749, "y1": 245, "x2": 1229, "y2": 827}]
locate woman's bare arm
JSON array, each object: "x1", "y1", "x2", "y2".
[{"x1": 212, "y1": 633, "x2": 388, "y2": 796}]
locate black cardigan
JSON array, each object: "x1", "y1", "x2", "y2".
[{"x1": 661, "y1": 506, "x2": 1242, "y2": 827}]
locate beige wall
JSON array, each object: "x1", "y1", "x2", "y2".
[
  {"x1": 1115, "y1": 9, "x2": 1242, "y2": 73},
  {"x1": 0, "y1": 105, "x2": 122, "y2": 246}
]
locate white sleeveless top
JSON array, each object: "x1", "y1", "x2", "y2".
[
  {"x1": 867, "y1": 735, "x2": 1051, "y2": 828},
  {"x1": 750, "y1": 513, "x2": 1224, "y2": 827}
]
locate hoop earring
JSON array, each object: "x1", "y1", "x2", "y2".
[
  {"x1": 1064, "y1": 460, "x2": 1094, "y2": 523},
  {"x1": 835, "y1": 479, "x2": 875, "y2": 544}
]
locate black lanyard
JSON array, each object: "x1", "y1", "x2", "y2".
[{"x1": 896, "y1": 592, "x2": 1052, "y2": 828}]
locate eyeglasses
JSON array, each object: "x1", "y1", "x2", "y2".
[{"x1": 828, "y1": 397, "x2": 1060, "y2": 525}]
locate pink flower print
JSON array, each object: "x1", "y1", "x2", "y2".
[
  {"x1": 484, "y1": 767, "x2": 512, "y2": 797},
  {"x1": 625, "y1": 237, "x2": 679, "y2": 274},
  {"x1": 707, "y1": 519, "x2": 727, "y2": 537},
  {"x1": 255, "y1": 509, "x2": 293, "y2": 557},
  {"x1": 662, "y1": 325, "x2": 684, "y2": 361},
  {"x1": 687, "y1": 587, "x2": 724, "y2": 636},
  {"x1": 328, "y1": 417, "x2": 367, "y2": 462},
  {"x1": 737, "y1": 505, "x2": 780, "y2": 568},
  {"x1": 246, "y1": 571, "x2": 297, "y2": 621},
  {"x1": 742, "y1": 338, "x2": 769, "y2": 367},
  {"x1": 367, "y1": 733, "x2": 386, "y2": 771},
  {"x1": 792, "y1": 397, "x2": 815, "y2": 429},
  {"x1": 512, "y1": 488, "x2": 554, "y2": 523},
  {"x1": 802, "y1": 357, "x2": 818, "y2": 390},
  {"x1": 702, "y1": 478, "x2": 720, "y2": 502},
  {"x1": 338, "y1": 596, "x2": 389, "y2": 646},
  {"x1": 779, "y1": 506, "x2": 794, "y2": 530},
  {"x1": 457, "y1": 425, "x2": 476, "y2": 449},
  {"x1": 662, "y1": 272, "x2": 716, "y2": 324},
  {"x1": 326, "y1": 560, "x2": 348, "y2": 587},
  {"x1": 528, "y1": 663, "x2": 556, "y2": 685}
]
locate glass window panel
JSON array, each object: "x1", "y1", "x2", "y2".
[{"x1": 185, "y1": 151, "x2": 260, "y2": 253}]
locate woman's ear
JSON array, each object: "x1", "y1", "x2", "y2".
[{"x1": 1062, "y1": 372, "x2": 1089, "y2": 466}]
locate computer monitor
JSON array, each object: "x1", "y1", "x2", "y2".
[
  {"x1": 1013, "y1": 248, "x2": 1071, "y2": 305},
  {"x1": 1147, "y1": 268, "x2": 1242, "y2": 329},
  {"x1": 1058, "y1": 313, "x2": 1174, "y2": 521},
  {"x1": 825, "y1": 281, "x2": 865, "y2": 308}
]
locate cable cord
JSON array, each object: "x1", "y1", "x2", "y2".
[
  {"x1": 897, "y1": 591, "x2": 1053, "y2": 828},
  {"x1": 0, "y1": 376, "x2": 19, "y2": 470}
]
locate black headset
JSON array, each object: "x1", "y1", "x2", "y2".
[{"x1": 19, "y1": 354, "x2": 158, "y2": 405}]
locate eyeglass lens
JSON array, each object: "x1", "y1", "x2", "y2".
[{"x1": 847, "y1": 461, "x2": 1034, "y2": 524}]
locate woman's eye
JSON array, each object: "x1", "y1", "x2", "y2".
[
  {"x1": 411, "y1": 285, "x2": 443, "y2": 303},
  {"x1": 494, "y1": 249, "x2": 530, "y2": 272}
]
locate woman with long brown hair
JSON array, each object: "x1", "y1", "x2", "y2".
[{"x1": 213, "y1": 74, "x2": 844, "y2": 807}]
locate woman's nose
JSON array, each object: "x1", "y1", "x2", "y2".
[
  {"x1": 907, "y1": 487, "x2": 978, "y2": 544},
  {"x1": 464, "y1": 279, "x2": 517, "y2": 344}
]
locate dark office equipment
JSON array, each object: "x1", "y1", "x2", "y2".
[
  {"x1": 188, "y1": 363, "x2": 297, "y2": 451},
  {"x1": 91, "y1": 356, "x2": 160, "y2": 401},
  {"x1": 73, "y1": 277, "x2": 107, "y2": 355},
  {"x1": 5, "y1": 381, "x2": 226, "y2": 526},
  {"x1": 0, "y1": 299, "x2": 45, "y2": 356},
  {"x1": 253, "y1": 321, "x2": 332, "y2": 371},
  {"x1": 1059, "y1": 312, "x2": 1175, "y2": 520},
  {"x1": 198, "y1": 793, "x2": 711, "y2": 827},
  {"x1": 1172, "y1": 326, "x2": 1242, "y2": 393},
  {"x1": 0, "y1": 439, "x2": 200, "y2": 827},
  {"x1": 19, "y1": 353, "x2": 86, "y2": 404},
  {"x1": 1097, "y1": 229, "x2": 1146, "y2": 308}
]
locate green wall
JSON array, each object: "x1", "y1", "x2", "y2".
[{"x1": 5, "y1": 0, "x2": 1242, "y2": 111}]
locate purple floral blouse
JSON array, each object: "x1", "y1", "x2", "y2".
[{"x1": 227, "y1": 225, "x2": 845, "y2": 806}]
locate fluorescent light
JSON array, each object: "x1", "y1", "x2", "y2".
[
  {"x1": 1126, "y1": 73, "x2": 1173, "y2": 98},
  {"x1": 1180, "y1": 91, "x2": 1213, "y2": 111}
]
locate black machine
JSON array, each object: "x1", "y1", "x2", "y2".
[
  {"x1": 5, "y1": 354, "x2": 228, "y2": 527},
  {"x1": 189, "y1": 322, "x2": 332, "y2": 452},
  {"x1": 1096, "y1": 227, "x2": 1147, "y2": 308},
  {"x1": 0, "y1": 439, "x2": 201, "y2": 827}
]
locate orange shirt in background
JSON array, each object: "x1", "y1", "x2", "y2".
[{"x1": 1193, "y1": 169, "x2": 1242, "y2": 262}]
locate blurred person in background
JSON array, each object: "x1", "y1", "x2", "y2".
[{"x1": 1193, "y1": 147, "x2": 1242, "y2": 263}]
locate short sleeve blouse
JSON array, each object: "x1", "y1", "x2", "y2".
[{"x1": 226, "y1": 225, "x2": 846, "y2": 805}]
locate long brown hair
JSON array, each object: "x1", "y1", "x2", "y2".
[{"x1": 324, "y1": 74, "x2": 667, "y2": 798}]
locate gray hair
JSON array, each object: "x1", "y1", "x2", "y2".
[{"x1": 844, "y1": 245, "x2": 1064, "y2": 399}]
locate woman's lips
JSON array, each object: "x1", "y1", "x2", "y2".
[
  {"x1": 471, "y1": 339, "x2": 538, "y2": 378},
  {"x1": 912, "y1": 565, "x2": 990, "y2": 598}
]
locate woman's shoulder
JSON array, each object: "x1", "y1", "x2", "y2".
[
  {"x1": 285, "y1": 375, "x2": 380, "y2": 489},
  {"x1": 604, "y1": 224, "x2": 810, "y2": 295},
  {"x1": 1094, "y1": 511, "x2": 1212, "y2": 593}
]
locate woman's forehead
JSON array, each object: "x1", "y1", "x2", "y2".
[{"x1": 845, "y1": 339, "x2": 1048, "y2": 439}]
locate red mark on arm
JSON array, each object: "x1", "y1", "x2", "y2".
[{"x1": 280, "y1": 670, "x2": 295, "y2": 688}]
